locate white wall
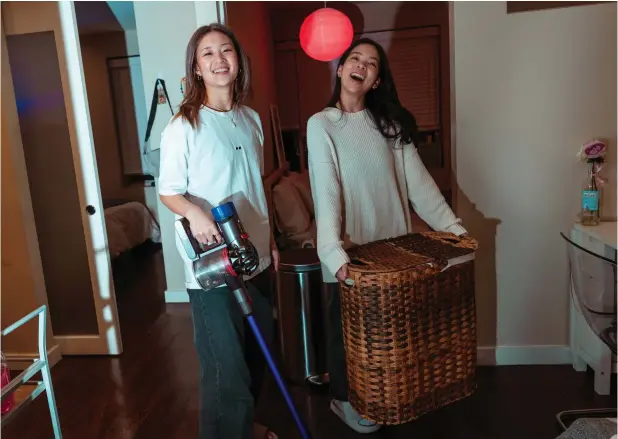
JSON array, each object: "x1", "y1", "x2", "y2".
[
  {"x1": 80, "y1": 32, "x2": 148, "y2": 203},
  {"x1": 451, "y1": 2, "x2": 616, "y2": 363},
  {"x1": 119, "y1": 27, "x2": 160, "y2": 221},
  {"x1": 75, "y1": 2, "x2": 158, "y2": 216},
  {"x1": 133, "y1": 1, "x2": 223, "y2": 301}
]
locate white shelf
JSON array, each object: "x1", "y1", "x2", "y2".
[
  {"x1": 573, "y1": 221, "x2": 617, "y2": 250},
  {"x1": 569, "y1": 222, "x2": 617, "y2": 395}
]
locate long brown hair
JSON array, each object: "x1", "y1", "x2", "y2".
[{"x1": 176, "y1": 23, "x2": 251, "y2": 128}]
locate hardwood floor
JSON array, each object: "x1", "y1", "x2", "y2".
[{"x1": 3, "y1": 248, "x2": 615, "y2": 439}]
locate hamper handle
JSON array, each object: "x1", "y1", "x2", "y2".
[
  {"x1": 442, "y1": 235, "x2": 461, "y2": 244},
  {"x1": 429, "y1": 232, "x2": 478, "y2": 250}
]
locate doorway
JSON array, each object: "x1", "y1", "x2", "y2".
[
  {"x1": 74, "y1": 2, "x2": 164, "y2": 302},
  {"x1": 1, "y1": 1, "x2": 162, "y2": 358}
]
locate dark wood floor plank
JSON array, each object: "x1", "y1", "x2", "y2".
[{"x1": 2, "y1": 249, "x2": 615, "y2": 439}]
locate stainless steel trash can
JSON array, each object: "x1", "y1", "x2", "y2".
[{"x1": 275, "y1": 248, "x2": 329, "y2": 386}]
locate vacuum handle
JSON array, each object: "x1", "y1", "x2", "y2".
[
  {"x1": 175, "y1": 218, "x2": 200, "y2": 260},
  {"x1": 175, "y1": 217, "x2": 221, "y2": 261}
]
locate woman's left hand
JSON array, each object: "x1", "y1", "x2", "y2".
[{"x1": 271, "y1": 242, "x2": 279, "y2": 271}]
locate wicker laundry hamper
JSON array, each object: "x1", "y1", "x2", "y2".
[{"x1": 339, "y1": 231, "x2": 478, "y2": 425}]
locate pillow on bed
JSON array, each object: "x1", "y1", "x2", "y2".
[{"x1": 272, "y1": 176, "x2": 311, "y2": 236}]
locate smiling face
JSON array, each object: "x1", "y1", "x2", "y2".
[
  {"x1": 337, "y1": 43, "x2": 381, "y2": 98},
  {"x1": 194, "y1": 30, "x2": 239, "y2": 89}
]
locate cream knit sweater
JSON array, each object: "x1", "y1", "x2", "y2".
[{"x1": 306, "y1": 108, "x2": 467, "y2": 283}]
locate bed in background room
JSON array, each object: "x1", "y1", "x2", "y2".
[
  {"x1": 102, "y1": 199, "x2": 162, "y2": 291},
  {"x1": 102, "y1": 199, "x2": 161, "y2": 259}
]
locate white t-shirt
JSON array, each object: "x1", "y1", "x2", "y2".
[{"x1": 158, "y1": 105, "x2": 272, "y2": 290}]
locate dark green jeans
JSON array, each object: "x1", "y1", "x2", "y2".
[
  {"x1": 326, "y1": 282, "x2": 349, "y2": 402},
  {"x1": 187, "y1": 269, "x2": 274, "y2": 439}
]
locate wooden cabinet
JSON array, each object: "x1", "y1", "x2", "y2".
[
  {"x1": 273, "y1": 49, "x2": 300, "y2": 131},
  {"x1": 274, "y1": 43, "x2": 334, "y2": 133}
]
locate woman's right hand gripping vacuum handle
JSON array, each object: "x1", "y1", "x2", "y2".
[
  {"x1": 185, "y1": 205, "x2": 222, "y2": 246},
  {"x1": 160, "y1": 194, "x2": 223, "y2": 246}
]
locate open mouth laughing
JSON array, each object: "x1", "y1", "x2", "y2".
[
  {"x1": 350, "y1": 72, "x2": 365, "y2": 82},
  {"x1": 213, "y1": 67, "x2": 230, "y2": 74}
]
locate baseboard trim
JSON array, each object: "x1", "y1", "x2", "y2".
[
  {"x1": 56, "y1": 335, "x2": 122, "y2": 355},
  {"x1": 477, "y1": 345, "x2": 572, "y2": 366},
  {"x1": 165, "y1": 289, "x2": 189, "y2": 303},
  {"x1": 160, "y1": 297, "x2": 575, "y2": 367},
  {"x1": 2, "y1": 339, "x2": 570, "y2": 368},
  {"x1": 5, "y1": 343, "x2": 62, "y2": 370}
]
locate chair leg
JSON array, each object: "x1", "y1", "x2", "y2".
[{"x1": 41, "y1": 362, "x2": 62, "y2": 439}]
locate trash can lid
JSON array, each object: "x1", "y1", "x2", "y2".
[{"x1": 278, "y1": 248, "x2": 322, "y2": 273}]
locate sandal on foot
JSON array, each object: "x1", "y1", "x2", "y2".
[
  {"x1": 254, "y1": 422, "x2": 278, "y2": 439},
  {"x1": 330, "y1": 399, "x2": 381, "y2": 434}
]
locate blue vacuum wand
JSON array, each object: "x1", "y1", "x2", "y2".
[
  {"x1": 176, "y1": 202, "x2": 312, "y2": 439},
  {"x1": 225, "y1": 275, "x2": 311, "y2": 439}
]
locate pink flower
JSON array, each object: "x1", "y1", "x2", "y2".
[{"x1": 582, "y1": 140, "x2": 607, "y2": 160}]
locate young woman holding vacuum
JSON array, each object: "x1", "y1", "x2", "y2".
[
  {"x1": 158, "y1": 23, "x2": 279, "y2": 439},
  {"x1": 306, "y1": 38, "x2": 468, "y2": 434}
]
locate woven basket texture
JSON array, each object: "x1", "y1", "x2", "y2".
[{"x1": 339, "y1": 231, "x2": 478, "y2": 425}]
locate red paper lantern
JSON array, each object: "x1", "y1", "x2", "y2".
[{"x1": 299, "y1": 8, "x2": 354, "y2": 62}]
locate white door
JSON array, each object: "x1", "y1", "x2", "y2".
[{"x1": 1, "y1": 1, "x2": 122, "y2": 355}]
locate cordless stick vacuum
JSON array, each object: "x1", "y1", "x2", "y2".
[{"x1": 175, "y1": 202, "x2": 312, "y2": 439}]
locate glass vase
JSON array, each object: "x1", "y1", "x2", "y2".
[{"x1": 580, "y1": 161, "x2": 601, "y2": 226}]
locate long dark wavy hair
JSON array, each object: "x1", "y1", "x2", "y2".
[
  {"x1": 176, "y1": 23, "x2": 251, "y2": 128},
  {"x1": 327, "y1": 38, "x2": 418, "y2": 146}
]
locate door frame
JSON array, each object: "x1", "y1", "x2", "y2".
[{"x1": 1, "y1": 1, "x2": 123, "y2": 355}]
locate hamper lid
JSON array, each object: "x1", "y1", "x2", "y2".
[{"x1": 346, "y1": 231, "x2": 478, "y2": 275}]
